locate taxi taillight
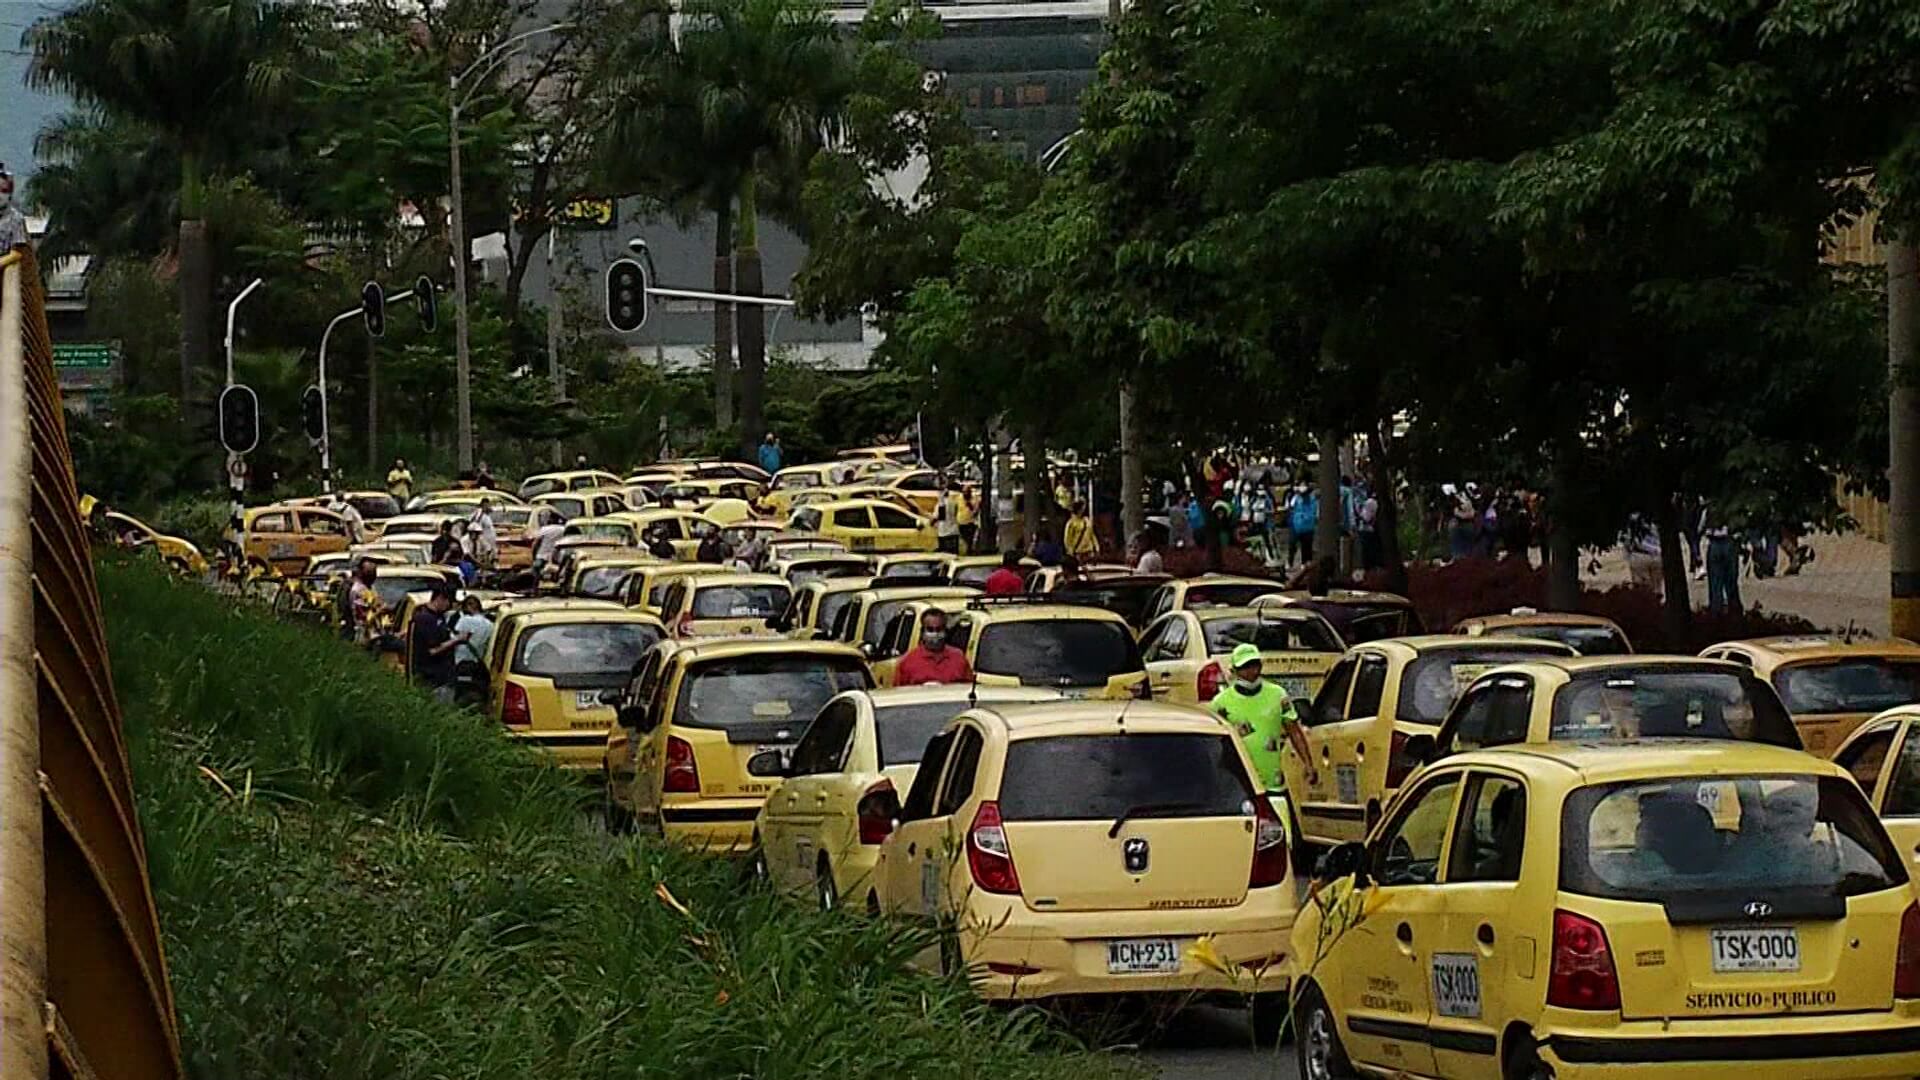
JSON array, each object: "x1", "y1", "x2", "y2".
[
  {"x1": 1547, "y1": 909, "x2": 1620, "y2": 1011},
  {"x1": 1249, "y1": 797, "x2": 1288, "y2": 888},
  {"x1": 857, "y1": 780, "x2": 898, "y2": 845},
  {"x1": 966, "y1": 800, "x2": 1021, "y2": 894},
  {"x1": 1896, "y1": 903, "x2": 1920, "y2": 998},
  {"x1": 1197, "y1": 661, "x2": 1226, "y2": 702},
  {"x1": 501, "y1": 683, "x2": 531, "y2": 727},
  {"x1": 663, "y1": 736, "x2": 700, "y2": 794}
]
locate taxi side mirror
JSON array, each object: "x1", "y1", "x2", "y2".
[
  {"x1": 619, "y1": 703, "x2": 656, "y2": 733},
  {"x1": 1316, "y1": 841, "x2": 1369, "y2": 885},
  {"x1": 598, "y1": 688, "x2": 624, "y2": 708},
  {"x1": 746, "y1": 749, "x2": 788, "y2": 778},
  {"x1": 1401, "y1": 733, "x2": 1437, "y2": 768}
]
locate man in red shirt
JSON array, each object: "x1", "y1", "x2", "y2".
[
  {"x1": 893, "y1": 608, "x2": 974, "y2": 686},
  {"x1": 983, "y1": 550, "x2": 1025, "y2": 595}
]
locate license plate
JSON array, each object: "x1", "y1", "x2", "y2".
[
  {"x1": 1336, "y1": 765, "x2": 1360, "y2": 804},
  {"x1": 575, "y1": 690, "x2": 606, "y2": 710},
  {"x1": 1710, "y1": 927, "x2": 1800, "y2": 973},
  {"x1": 1107, "y1": 938, "x2": 1182, "y2": 975}
]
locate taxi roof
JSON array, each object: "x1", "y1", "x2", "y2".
[
  {"x1": 502, "y1": 606, "x2": 663, "y2": 629},
  {"x1": 777, "y1": 551, "x2": 869, "y2": 566},
  {"x1": 524, "y1": 469, "x2": 620, "y2": 484},
  {"x1": 678, "y1": 572, "x2": 790, "y2": 589},
  {"x1": 486, "y1": 596, "x2": 622, "y2": 616},
  {"x1": 245, "y1": 503, "x2": 344, "y2": 523},
  {"x1": 606, "y1": 507, "x2": 719, "y2": 525},
  {"x1": 972, "y1": 700, "x2": 1226, "y2": 739},
  {"x1": 1262, "y1": 588, "x2": 1413, "y2": 606},
  {"x1": 1707, "y1": 636, "x2": 1920, "y2": 661},
  {"x1": 798, "y1": 575, "x2": 879, "y2": 596},
  {"x1": 1190, "y1": 604, "x2": 1333, "y2": 625},
  {"x1": 1463, "y1": 611, "x2": 1623, "y2": 630},
  {"x1": 381, "y1": 512, "x2": 460, "y2": 527},
  {"x1": 1439, "y1": 740, "x2": 1846, "y2": 788},
  {"x1": 859, "y1": 684, "x2": 1063, "y2": 708},
  {"x1": 570, "y1": 551, "x2": 663, "y2": 569},
  {"x1": 1356, "y1": 634, "x2": 1578, "y2": 656},
  {"x1": 658, "y1": 636, "x2": 867, "y2": 663},
  {"x1": 1171, "y1": 573, "x2": 1281, "y2": 589},
  {"x1": 417, "y1": 489, "x2": 525, "y2": 506},
  {"x1": 802, "y1": 497, "x2": 927, "y2": 516},
  {"x1": 960, "y1": 599, "x2": 1133, "y2": 624}
]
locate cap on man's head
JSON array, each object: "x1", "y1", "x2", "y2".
[{"x1": 1230, "y1": 643, "x2": 1262, "y2": 671}]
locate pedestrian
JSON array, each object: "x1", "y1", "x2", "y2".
[
  {"x1": 326, "y1": 492, "x2": 367, "y2": 545},
  {"x1": 1288, "y1": 484, "x2": 1319, "y2": 566},
  {"x1": 575, "y1": 452, "x2": 591, "y2": 470},
  {"x1": 1357, "y1": 485, "x2": 1381, "y2": 571},
  {"x1": 1187, "y1": 493, "x2": 1209, "y2": 550},
  {"x1": 893, "y1": 608, "x2": 974, "y2": 686},
  {"x1": 956, "y1": 486, "x2": 979, "y2": 554},
  {"x1": 0, "y1": 166, "x2": 28, "y2": 252},
  {"x1": 450, "y1": 594, "x2": 494, "y2": 705},
  {"x1": 386, "y1": 457, "x2": 413, "y2": 502},
  {"x1": 1624, "y1": 514, "x2": 1663, "y2": 594},
  {"x1": 1207, "y1": 500, "x2": 1236, "y2": 571},
  {"x1": 735, "y1": 530, "x2": 769, "y2": 573},
  {"x1": 696, "y1": 523, "x2": 732, "y2": 565},
  {"x1": 1704, "y1": 503, "x2": 1742, "y2": 616},
  {"x1": 476, "y1": 461, "x2": 497, "y2": 491},
  {"x1": 1032, "y1": 527, "x2": 1064, "y2": 568},
  {"x1": 1680, "y1": 495, "x2": 1705, "y2": 580},
  {"x1": 532, "y1": 512, "x2": 566, "y2": 574},
  {"x1": 1209, "y1": 644, "x2": 1316, "y2": 795},
  {"x1": 758, "y1": 433, "x2": 783, "y2": 475},
  {"x1": 984, "y1": 551, "x2": 1026, "y2": 595},
  {"x1": 1064, "y1": 499, "x2": 1099, "y2": 560},
  {"x1": 346, "y1": 557, "x2": 380, "y2": 644},
  {"x1": 409, "y1": 586, "x2": 468, "y2": 704},
  {"x1": 430, "y1": 520, "x2": 463, "y2": 565},
  {"x1": 1053, "y1": 473, "x2": 1074, "y2": 516},
  {"x1": 1135, "y1": 531, "x2": 1165, "y2": 575},
  {"x1": 1246, "y1": 484, "x2": 1276, "y2": 564},
  {"x1": 1170, "y1": 492, "x2": 1195, "y2": 549},
  {"x1": 934, "y1": 479, "x2": 962, "y2": 554},
  {"x1": 465, "y1": 499, "x2": 498, "y2": 571},
  {"x1": 1445, "y1": 483, "x2": 1477, "y2": 559}
]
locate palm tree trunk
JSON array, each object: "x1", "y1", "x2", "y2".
[
  {"x1": 177, "y1": 151, "x2": 211, "y2": 403},
  {"x1": 734, "y1": 172, "x2": 765, "y2": 462},
  {"x1": 712, "y1": 200, "x2": 735, "y2": 431},
  {"x1": 1314, "y1": 429, "x2": 1342, "y2": 578}
]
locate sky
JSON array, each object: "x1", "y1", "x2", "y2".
[{"x1": 2, "y1": 1, "x2": 73, "y2": 187}]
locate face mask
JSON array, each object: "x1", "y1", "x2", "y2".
[
  {"x1": 921, "y1": 630, "x2": 947, "y2": 649},
  {"x1": 1234, "y1": 677, "x2": 1263, "y2": 694}
]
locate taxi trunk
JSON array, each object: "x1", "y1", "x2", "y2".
[
  {"x1": 504, "y1": 670, "x2": 621, "y2": 769},
  {"x1": 972, "y1": 619, "x2": 1148, "y2": 701}
]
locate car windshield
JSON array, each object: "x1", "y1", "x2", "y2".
[
  {"x1": 1299, "y1": 601, "x2": 1416, "y2": 642},
  {"x1": 815, "y1": 591, "x2": 861, "y2": 633},
  {"x1": 787, "y1": 561, "x2": 866, "y2": 589},
  {"x1": 776, "y1": 472, "x2": 820, "y2": 490},
  {"x1": 675, "y1": 656, "x2": 871, "y2": 737},
  {"x1": 493, "y1": 507, "x2": 533, "y2": 528},
  {"x1": 1774, "y1": 659, "x2": 1920, "y2": 715},
  {"x1": 998, "y1": 734, "x2": 1254, "y2": 821},
  {"x1": 789, "y1": 508, "x2": 823, "y2": 532},
  {"x1": 545, "y1": 498, "x2": 586, "y2": 519},
  {"x1": 374, "y1": 576, "x2": 441, "y2": 608},
  {"x1": 578, "y1": 522, "x2": 635, "y2": 543},
  {"x1": 577, "y1": 565, "x2": 641, "y2": 601},
  {"x1": 874, "y1": 701, "x2": 976, "y2": 767},
  {"x1": 975, "y1": 620, "x2": 1144, "y2": 688},
  {"x1": 864, "y1": 598, "x2": 929, "y2": 644},
  {"x1": 349, "y1": 494, "x2": 401, "y2": 519},
  {"x1": 953, "y1": 566, "x2": 995, "y2": 587},
  {"x1": 1551, "y1": 670, "x2": 1802, "y2": 747},
  {"x1": 513, "y1": 622, "x2": 661, "y2": 682},
  {"x1": 1397, "y1": 644, "x2": 1571, "y2": 723},
  {"x1": 1563, "y1": 775, "x2": 1905, "y2": 902},
  {"x1": 1185, "y1": 583, "x2": 1283, "y2": 608},
  {"x1": 879, "y1": 560, "x2": 945, "y2": 579},
  {"x1": 1201, "y1": 615, "x2": 1342, "y2": 654},
  {"x1": 1494, "y1": 624, "x2": 1631, "y2": 655},
  {"x1": 520, "y1": 478, "x2": 565, "y2": 499},
  {"x1": 1050, "y1": 581, "x2": 1164, "y2": 626},
  {"x1": 692, "y1": 584, "x2": 790, "y2": 619}
]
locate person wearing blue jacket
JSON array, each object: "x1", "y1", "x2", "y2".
[
  {"x1": 1287, "y1": 486, "x2": 1319, "y2": 566},
  {"x1": 757, "y1": 433, "x2": 783, "y2": 475}
]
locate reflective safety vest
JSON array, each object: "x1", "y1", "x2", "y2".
[{"x1": 1209, "y1": 681, "x2": 1296, "y2": 792}]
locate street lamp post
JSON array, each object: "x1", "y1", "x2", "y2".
[{"x1": 447, "y1": 22, "x2": 573, "y2": 472}]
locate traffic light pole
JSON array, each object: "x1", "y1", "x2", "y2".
[
  {"x1": 224, "y1": 279, "x2": 263, "y2": 522},
  {"x1": 315, "y1": 306, "x2": 360, "y2": 494}
]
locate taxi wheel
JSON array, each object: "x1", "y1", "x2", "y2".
[
  {"x1": 815, "y1": 862, "x2": 839, "y2": 912},
  {"x1": 1294, "y1": 984, "x2": 1357, "y2": 1080}
]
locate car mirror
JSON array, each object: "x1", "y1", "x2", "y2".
[
  {"x1": 598, "y1": 688, "x2": 623, "y2": 708},
  {"x1": 1401, "y1": 733, "x2": 1436, "y2": 768},
  {"x1": 618, "y1": 703, "x2": 655, "y2": 733},
  {"x1": 1315, "y1": 841, "x2": 1369, "y2": 885},
  {"x1": 746, "y1": 749, "x2": 788, "y2": 778}
]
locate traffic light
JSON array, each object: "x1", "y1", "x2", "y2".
[
  {"x1": 301, "y1": 385, "x2": 325, "y2": 442},
  {"x1": 219, "y1": 384, "x2": 260, "y2": 455},
  {"x1": 361, "y1": 281, "x2": 386, "y2": 337},
  {"x1": 413, "y1": 275, "x2": 437, "y2": 333},
  {"x1": 605, "y1": 258, "x2": 648, "y2": 332}
]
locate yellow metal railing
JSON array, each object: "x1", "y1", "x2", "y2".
[{"x1": 1, "y1": 245, "x2": 183, "y2": 1080}]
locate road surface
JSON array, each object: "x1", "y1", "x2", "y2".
[{"x1": 1141, "y1": 1006, "x2": 1300, "y2": 1080}]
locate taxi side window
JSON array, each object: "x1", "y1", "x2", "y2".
[
  {"x1": 1882, "y1": 731, "x2": 1920, "y2": 817},
  {"x1": 790, "y1": 701, "x2": 856, "y2": 776},
  {"x1": 900, "y1": 731, "x2": 957, "y2": 823},
  {"x1": 1136, "y1": 617, "x2": 1168, "y2": 660},
  {"x1": 661, "y1": 584, "x2": 687, "y2": 618},
  {"x1": 1447, "y1": 678, "x2": 1536, "y2": 753},
  {"x1": 1347, "y1": 654, "x2": 1389, "y2": 718},
  {"x1": 1446, "y1": 774, "x2": 1527, "y2": 883},
  {"x1": 1307, "y1": 658, "x2": 1357, "y2": 727},
  {"x1": 1370, "y1": 774, "x2": 1462, "y2": 886},
  {"x1": 882, "y1": 612, "x2": 916, "y2": 657},
  {"x1": 828, "y1": 602, "x2": 858, "y2": 643},
  {"x1": 1836, "y1": 726, "x2": 1898, "y2": 800},
  {"x1": 898, "y1": 473, "x2": 937, "y2": 491},
  {"x1": 1155, "y1": 617, "x2": 1190, "y2": 661},
  {"x1": 936, "y1": 727, "x2": 984, "y2": 817},
  {"x1": 489, "y1": 617, "x2": 522, "y2": 672},
  {"x1": 947, "y1": 615, "x2": 975, "y2": 652},
  {"x1": 301, "y1": 513, "x2": 343, "y2": 536},
  {"x1": 1144, "y1": 587, "x2": 1173, "y2": 623},
  {"x1": 834, "y1": 508, "x2": 872, "y2": 530},
  {"x1": 873, "y1": 506, "x2": 919, "y2": 529},
  {"x1": 1718, "y1": 650, "x2": 1755, "y2": 668},
  {"x1": 252, "y1": 512, "x2": 291, "y2": 533}
]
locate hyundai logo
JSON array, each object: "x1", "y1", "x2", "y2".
[
  {"x1": 1744, "y1": 901, "x2": 1774, "y2": 920},
  {"x1": 1123, "y1": 837, "x2": 1150, "y2": 874}
]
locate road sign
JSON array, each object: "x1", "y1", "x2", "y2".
[
  {"x1": 414, "y1": 275, "x2": 437, "y2": 333},
  {"x1": 606, "y1": 258, "x2": 648, "y2": 332},
  {"x1": 218, "y1": 384, "x2": 260, "y2": 455},
  {"x1": 52, "y1": 343, "x2": 115, "y2": 369},
  {"x1": 361, "y1": 281, "x2": 386, "y2": 337}
]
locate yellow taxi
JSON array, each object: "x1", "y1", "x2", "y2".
[
  {"x1": 484, "y1": 606, "x2": 668, "y2": 770},
  {"x1": 1833, "y1": 705, "x2": 1920, "y2": 881},
  {"x1": 351, "y1": 539, "x2": 430, "y2": 565},
  {"x1": 1423, "y1": 656, "x2": 1804, "y2": 763},
  {"x1": 1025, "y1": 563, "x2": 1134, "y2": 593},
  {"x1": 1140, "y1": 604, "x2": 1346, "y2": 706},
  {"x1": 838, "y1": 443, "x2": 917, "y2": 465},
  {"x1": 240, "y1": 504, "x2": 352, "y2": 575},
  {"x1": 659, "y1": 477, "x2": 765, "y2": 508},
  {"x1": 603, "y1": 638, "x2": 873, "y2": 847},
  {"x1": 488, "y1": 503, "x2": 562, "y2": 570},
  {"x1": 411, "y1": 488, "x2": 527, "y2": 513},
  {"x1": 655, "y1": 572, "x2": 792, "y2": 638},
  {"x1": 619, "y1": 561, "x2": 729, "y2": 615},
  {"x1": 877, "y1": 469, "x2": 944, "y2": 517},
  {"x1": 1284, "y1": 636, "x2": 1579, "y2": 849},
  {"x1": 531, "y1": 489, "x2": 629, "y2": 522},
  {"x1": 1256, "y1": 589, "x2": 1424, "y2": 644},
  {"x1": 786, "y1": 498, "x2": 936, "y2": 554},
  {"x1": 771, "y1": 551, "x2": 871, "y2": 589},
  {"x1": 541, "y1": 538, "x2": 638, "y2": 591},
  {"x1": 517, "y1": 468, "x2": 626, "y2": 500},
  {"x1": 624, "y1": 470, "x2": 682, "y2": 498},
  {"x1": 753, "y1": 684, "x2": 1060, "y2": 911},
  {"x1": 876, "y1": 700, "x2": 1297, "y2": 1039},
  {"x1": 372, "y1": 511, "x2": 462, "y2": 545},
  {"x1": 380, "y1": 585, "x2": 513, "y2": 676},
  {"x1": 773, "y1": 575, "x2": 877, "y2": 640},
  {"x1": 1699, "y1": 636, "x2": 1920, "y2": 757},
  {"x1": 96, "y1": 510, "x2": 209, "y2": 575},
  {"x1": 1139, "y1": 574, "x2": 1288, "y2": 623},
  {"x1": 1291, "y1": 741, "x2": 1920, "y2": 1080},
  {"x1": 870, "y1": 551, "x2": 957, "y2": 582},
  {"x1": 766, "y1": 535, "x2": 849, "y2": 561},
  {"x1": 564, "y1": 509, "x2": 712, "y2": 560},
  {"x1": 354, "y1": 566, "x2": 465, "y2": 660},
  {"x1": 828, "y1": 584, "x2": 981, "y2": 658},
  {"x1": 762, "y1": 463, "x2": 848, "y2": 518},
  {"x1": 946, "y1": 598, "x2": 1150, "y2": 700},
  {"x1": 1454, "y1": 608, "x2": 1635, "y2": 655},
  {"x1": 564, "y1": 551, "x2": 662, "y2": 601},
  {"x1": 286, "y1": 490, "x2": 405, "y2": 537}
]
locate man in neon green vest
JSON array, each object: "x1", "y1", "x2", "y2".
[{"x1": 1210, "y1": 643, "x2": 1316, "y2": 793}]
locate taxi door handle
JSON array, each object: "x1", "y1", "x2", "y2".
[
  {"x1": 1396, "y1": 922, "x2": 1413, "y2": 945},
  {"x1": 813, "y1": 793, "x2": 828, "y2": 805},
  {"x1": 1354, "y1": 743, "x2": 1366, "y2": 760},
  {"x1": 1320, "y1": 746, "x2": 1331, "y2": 763},
  {"x1": 1477, "y1": 924, "x2": 1495, "y2": 946},
  {"x1": 907, "y1": 842, "x2": 918, "y2": 857}
]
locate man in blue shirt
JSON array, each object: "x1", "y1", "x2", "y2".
[{"x1": 758, "y1": 432, "x2": 783, "y2": 475}]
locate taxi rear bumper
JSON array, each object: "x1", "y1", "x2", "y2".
[
  {"x1": 663, "y1": 796, "x2": 763, "y2": 853},
  {"x1": 1540, "y1": 1008, "x2": 1920, "y2": 1078}
]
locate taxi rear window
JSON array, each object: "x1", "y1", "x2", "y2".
[
  {"x1": 1050, "y1": 581, "x2": 1164, "y2": 627},
  {"x1": 998, "y1": 734, "x2": 1254, "y2": 821},
  {"x1": 692, "y1": 584, "x2": 790, "y2": 619},
  {"x1": 874, "y1": 702, "x2": 976, "y2": 767},
  {"x1": 1396, "y1": 644, "x2": 1569, "y2": 723},
  {"x1": 577, "y1": 566, "x2": 640, "y2": 600},
  {"x1": 1499, "y1": 624, "x2": 1631, "y2": 655},
  {"x1": 1774, "y1": 659, "x2": 1920, "y2": 715},
  {"x1": 674, "y1": 656, "x2": 871, "y2": 740},
  {"x1": 1201, "y1": 616, "x2": 1342, "y2": 655},
  {"x1": 1185, "y1": 583, "x2": 1283, "y2": 608},
  {"x1": 349, "y1": 494, "x2": 401, "y2": 519},
  {"x1": 1551, "y1": 670, "x2": 1801, "y2": 747},
  {"x1": 513, "y1": 622, "x2": 662, "y2": 685},
  {"x1": 1561, "y1": 775, "x2": 1905, "y2": 908},
  {"x1": 975, "y1": 620, "x2": 1144, "y2": 688},
  {"x1": 815, "y1": 591, "x2": 860, "y2": 635}
]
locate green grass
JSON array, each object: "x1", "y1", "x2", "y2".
[{"x1": 102, "y1": 559, "x2": 1133, "y2": 1080}]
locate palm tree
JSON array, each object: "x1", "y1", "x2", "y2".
[{"x1": 25, "y1": 0, "x2": 304, "y2": 403}]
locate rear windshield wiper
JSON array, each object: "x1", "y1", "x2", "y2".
[{"x1": 1108, "y1": 802, "x2": 1209, "y2": 838}]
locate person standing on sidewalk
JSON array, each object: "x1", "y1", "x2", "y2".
[
  {"x1": 1704, "y1": 502, "x2": 1743, "y2": 616},
  {"x1": 1064, "y1": 499, "x2": 1100, "y2": 561},
  {"x1": 934, "y1": 479, "x2": 962, "y2": 554}
]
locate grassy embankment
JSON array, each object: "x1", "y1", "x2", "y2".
[{"x1": 101, "y1": 558, "x2": 1128, "y2": 1080}]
